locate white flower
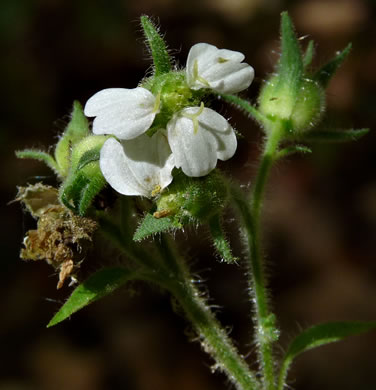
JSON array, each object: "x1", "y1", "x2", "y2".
[
  {"x1": 99, "y1": 132, "x2": 174, "y2": 197},
  {"x1": 84, "y1": 42, "x2": 252, "y2": 196},
  {"x1": 167, "y1": 105, "x2": 237, "y2": 177},
  {"x1": 186, "y1": 43, "x2": 254, "y2": 94},
  {"x1": 84, "y1": 87, "x2": 159, "y2": 140}
]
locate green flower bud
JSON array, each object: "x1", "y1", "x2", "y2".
[
  {"x1": 60, "y1": 135, "x2": 109, "y2": 216},
  {"x1": 155, "y1": 171, "x2": 228, "y2": 223},
  {"x1": 258, "y1": 75, "x2": 325, "y2": 135}
]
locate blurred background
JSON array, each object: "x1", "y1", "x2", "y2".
[{"x1": 2, "y1": 0, "x2": 376, "y2": 389}]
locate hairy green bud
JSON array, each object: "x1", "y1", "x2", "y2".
[
  {"x1": 258, "y1": 75, "x2": 325, "y2": 135},
  {"x1": 155, "y1": 171, "x2": 228, "y2": 222},
  {"x1": 60, "y1": 135, "x2": 109, "y2": 216}
]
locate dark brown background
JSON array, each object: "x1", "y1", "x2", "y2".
[{"x1": 2, "y1": 0, "x2": 376, "y2": 389}]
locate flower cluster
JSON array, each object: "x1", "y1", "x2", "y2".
[{"x1": 84, "y1": 43, "x2": 254, "y2": 197}]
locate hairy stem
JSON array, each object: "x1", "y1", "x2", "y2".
[
  {"x1": 247, "y1": 122, "x2": 284, "y2": 390},
  {"x1": 230, "y1": 122, "x2": 284, "y2": 390},
  {"x1": 157, "y1": 236, "x2": 260, "y2": 390}
]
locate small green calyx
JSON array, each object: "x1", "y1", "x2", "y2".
[
  {"x1": 60, "y1": 135, "x2": 109, "y2": 216},
  {"x1": 259, "y1": 75, "x2": 325, "y2": 135},
  {"x1": 155, "y1": 171, "x2": 228, "y2": 223}
]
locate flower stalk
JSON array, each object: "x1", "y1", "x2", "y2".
[{"x1": 246, "y1": 121, "x2": 285, "y2": 390}]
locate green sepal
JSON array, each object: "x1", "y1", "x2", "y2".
[
  {"x1": 133, "y1": 213, "x2": 182, "y2": 242},
  {"x1": 313, "y1": 43, "x2": 352, "y2": 88},
  {"x1": 208, "y1": 214, "x2": 238, "y2": 263},
  {"x1": 140, "y1": 15, "x2": 172, "y2": 77},
  {"x1": 277, "y1": 11, "x2": 303, "y2": 103},
  {"x1": 54, "y1": 101, "x2": 90, "y2": 177},
  {"x1": 276, "y1": 144, "x2": 312, "y2": 160},
  {"x1": 303, "y1": 40, "x2": 315, "y2": 68},
  {"x1": 47, "y1": 267, "x2": 138, "y2": 327},
  {"x1": 15, "y1": 149, "x2": 60, "y2": 175},
  {"x1": 299, "y1": 128, "x2": 369, "y2": 143},
  {"x1": 60, "y1": 135, "x2": 109, "y2": 216},
  {"x1": 278, "y1": 321, "x2": 376, "y2": 390}
]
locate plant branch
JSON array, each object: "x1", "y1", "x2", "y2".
[{"x1": 157, "y1": 235, "x2": 261, "y2": 390}]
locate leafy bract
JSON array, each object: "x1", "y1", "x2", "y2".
[
  {"x1": 47, "y1": 267, "x2": 138, "y2": 327},
  {"x1": 301, "y1": 128, "x2": 369, "y2": 143},
  {"x1": 278, "y1": 321, "x2": 376, "y2": 390},
  {"x1": 133, "y1": 213, "x2": 181, "y2": 242}
]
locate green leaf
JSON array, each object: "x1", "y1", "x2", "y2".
[
  {"x1": 278, "y1": 321, "x2": 376, "y2": 390},
  {"x1": 303, "y1": 40, "x2": 315, "y2": 68},
  {"x1": 313, "y1": 43, "x2": 352, "y2": 88},
  {"x1": 15, "y1": 149, "x2": 60, "y2": 175},
  {"x1": 140, "y1": 15, "x2": 172, "y2": 77},
  {"x1": 276, "y1": 145, "x2": 312, "y2": 160},
  {"x1": 301, "y1": 128, "x2": 369, "y2": 143},
  {"x1": 133, "y1": 213, "x2": 181, "y2": 242},
  {"x1": 208, "y1": 214, "x2": 238, "y2": 263},
  {"x1": 55, "y1": 101, "x2": 90, "y2": 177},
  {"x1": 47, "y1": 267, "x2": 138, "y2": 327},
  {"x1": 277, "y1": 12, "x2": 303, "y2": 101}
]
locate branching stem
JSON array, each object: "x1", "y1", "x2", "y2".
[{"x1": 156, "y1": 236, "x2": 261, "y2": 390}]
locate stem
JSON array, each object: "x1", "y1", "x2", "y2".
[
  {"x1": 277, "y1": 359, "x2": 291, "y2": 390},
  {"x1": 247, "y1": 123, "x2": 284, "y2": 390},
  {"x1": 98, "y1": 213, "x2": 162, "y2": 271},
  {"x1": 157, "y1": 236, "x2": 260, "y2": 390}
]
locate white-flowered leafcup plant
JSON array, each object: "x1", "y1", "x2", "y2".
[{"x1": 16, "y1": 13, "x2": 374, "y2": 390}]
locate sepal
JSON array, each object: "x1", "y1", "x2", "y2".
[
  {"x1": 140, "y1": 15, "x2": 172, "y2": 77},
  {"x1": 55, "y1": 101, "x2": 90, "y2": 177},
  {"x1": 313, "y1": 43, "x2": 352, "y2": 88},
  {"x1": 60, "y1": 135, "x2": 109, "y2": 216}
]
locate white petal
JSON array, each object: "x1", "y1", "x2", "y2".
[
  {"x1": 84, "y1": 87, "x2": 157, "y2": 140},
  {"x1": 99, "y1": 133, "x2": 174, "y2": 197},
  {"x1": 186, "y1": 43, "x2": 254, "y2": 94},
  {"x1": 167, "y1": 107, "x2": 237, "y2": 177}
]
